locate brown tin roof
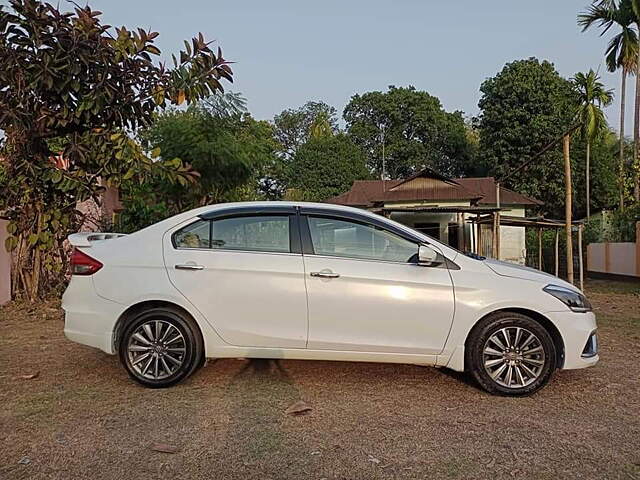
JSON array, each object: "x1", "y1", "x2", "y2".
[{"x1": 326, "y1": 169, "x2": 542, "y2": 207}]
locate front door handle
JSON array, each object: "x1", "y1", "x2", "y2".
[
  {"x1": 310, "y1": 270, "x2": 340, "y2": 278},
  {"x1": 175, "y1": 263, "x2": 204, "y2": 271}
]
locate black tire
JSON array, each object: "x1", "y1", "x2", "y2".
[
  {"x1": 466, "y1": 312, "x2": 556, "y2": 396},
  {"x1": 118, "y1": 307, "x2": 204, "y2": 388}
]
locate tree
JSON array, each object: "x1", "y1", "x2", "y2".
[
  {"x1": 0, "y1": 0, "x2": 233, "y2": 299},
  {"x1": 343, "y1": 86, "x2": 474, "y2": 179},
  {"x1": 137, "y1": 103, "x2": 278, "y2": 212},
  {"x1": 572, "y1": 70, "x2": 614, "y2": 218},
  {"x1": 287, "y1": 133, "x2": 370, "y2": 202},
  {"x1": 579, "y1": 0, "x2": 638, "y2": 209},
  {"x1": 477, "y1": 58, "x2": 578, "y2": 217},
  {"x1": 273, "y1": 101, "x2": 338, "y2": 159}
]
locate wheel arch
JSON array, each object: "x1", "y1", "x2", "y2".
[
  {"x1": 464, "y1": 307, "x2": 565, "y2": 370},
  {"x1": 112, "y1": 300, "x2": 204, "y2": 354}
]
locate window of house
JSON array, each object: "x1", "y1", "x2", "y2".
[{"x1": 307, "y1": 216, "x2": 417, "y2": 263}]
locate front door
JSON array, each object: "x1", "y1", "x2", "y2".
[
  {"x1": 164, "y1": 212, "x2": 308, "y2": 349},
  {"x1": 302, "y1": 214, "x2": 455, "y2": 355}
]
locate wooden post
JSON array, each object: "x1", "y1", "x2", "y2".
[
  {"x1": 578, "y1": 223, "x2": 584, "y2": 292},
  {"x1": 476, "y1": 215, "x2": 483, "y2": 256},
  {"x1": 492, "y1": 212, "x2": 499, "y2": 259},
  {"x1": 554, "y1": 229, "x2": 559, "y2": 277},
  {"x1": 457, "y1": 213, "x2": 465, "y2": 251},
  {"x1": 563, "y1": 134, "x2": 574, "y2": 284},
  {"x1": 538, "y1": 228, "x2": 543, "y2": 270}
]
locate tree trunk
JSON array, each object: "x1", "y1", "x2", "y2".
[
  {"x1": 563, "y1": 135, "x2": 574, "y2": 285},
  {"x1": 619, "y1": 71, "x2": 627, "y2": 210},
  {"x1": 586, "y1": 139, "x2": 591, "y2": 219}
]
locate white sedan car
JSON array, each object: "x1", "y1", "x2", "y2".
[{"x1": 62, "y1": 202, "x2": 598, "y2": 395}]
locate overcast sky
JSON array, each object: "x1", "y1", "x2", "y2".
[{"x1": 13, "y1": 0, "x2": 635, "y2": 131}]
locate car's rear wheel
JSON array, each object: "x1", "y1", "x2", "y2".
[
  {"x1": 118, "y1": 307, "x2": 203, "y2": 388},
  {"x1": 466, "y1": 312, "x2": 556, "y2": 396}
]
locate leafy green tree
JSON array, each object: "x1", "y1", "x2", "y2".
[
  {"x1": 287, "y1": 133, "x2": 370, "y2": 202},
  {"x1": 0, "y1": 0, "x2": 233, "y2": 299},
  {"x1": 136, "y1": 104, "x2": 278, "y2": 211},
  {"x1": 273, "y1": 101, "x2": 339, "y2": 159},
  {"x1": 579, "y1": 0, "x2": 638, "y2": 208},
  {"x1": 572, "y1": 70, "x2": 614, "y2": 217},
  {"x1": 343, "y1": 86, "x2": 473, "y2": 179},
  {"x1": 477, "y1": 58, "x2": 579, "y2": 217}
]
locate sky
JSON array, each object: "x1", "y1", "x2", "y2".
[{"x1": 8, "y1": 0, "x2": 634, "y2": 130}]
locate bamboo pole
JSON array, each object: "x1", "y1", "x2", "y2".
[
  {"x1": 578, "y1": 223, "x2": 584, "y2": 292},
  {"x1": 492, "y1": 213, "x2": 498, "y2": 259},
  {"x1": 495, "y1": 183, "x2": 501, "y2": 259},
  {"x1": 563, "y1": 135, "x2": 574, "y2": 285},
  {"x1": 538, "y1": 228, "x2": 543, "y2": 270},
  {"x1": 554, "y1": 229, "x2": 559, "y2": 277}
]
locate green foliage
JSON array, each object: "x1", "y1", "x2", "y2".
[
  {"x1": 0, "y1": 0, "x2": 233, "y2": 299},
  {"x1": 572, "y1": 70, "x2": 614, "y2": 141},
  {"x1": 273, "y1": 101, "x2": 339, "y2": 159},
  {"x1": 343, "y1": 86, "x2": 474, "y2": 179},
  {"x1": 287, "y1": 134, "x2": 370, "y2": 202},
  {"x1": 477, "y1": 58, "x2": 580, "y2": 217},
  {"x1": 115, "y1": 102, "x2": 278, "y2": 232}
]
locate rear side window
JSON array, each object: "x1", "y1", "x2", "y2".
[
  {"x1": 173, "y1": 216, "x2": 291, "y2": 253},
  {"x1": 173, "y1": 220, "x2": 210, "y2": 249},
  {"x1": 211, "y1": 216, "x2": 290, "y2": 253}
]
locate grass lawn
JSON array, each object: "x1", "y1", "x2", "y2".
[{"x1": 1, "y1": 280, "x2": 639, "y2": 479}]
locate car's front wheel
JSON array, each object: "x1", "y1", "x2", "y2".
[
  {"x1": 119, "y1": 307, "x2": 203, "y2": 388},
  {"x1": 466, "y1": 312, "x2": 557, "y2": 396}
]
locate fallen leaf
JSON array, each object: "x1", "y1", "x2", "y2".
[
  {"x1": 150, "y1": 443, "x2": 179, "y2": 454},
  {"x1": 18, "y1": 372, "x2": 39, "y2": 380},
  {"x1": 310, "y1": 450, "x2": 321, "y2": 456},
  {"x1": 285, "y1": 400, "x2": 312, "y2": 416},
  {"x1": 367, "y1": 455, "x2": 381, "y2": 464}
]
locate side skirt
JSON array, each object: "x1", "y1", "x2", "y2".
[{"x1": 206, "y1": 345, "x2": 439, "y2": 366}]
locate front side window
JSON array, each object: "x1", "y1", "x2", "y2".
[{"x1": 307, "y1": 216, "x2": 417, "y2": 263}]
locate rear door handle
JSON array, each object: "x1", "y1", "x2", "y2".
[
  {"x1": 175, "y1": 263, "x2": 204, "y2": 270},
  {"x1": 310, "y1": 270, "x2": 340, "y2": 278}
]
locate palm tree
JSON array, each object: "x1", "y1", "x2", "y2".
[
  {"x1": 572, "y1": 70, "x2": 614, "y2": 218},
  {"x1": 579, "y1": 0, "x2": 638, "y2": 209}
]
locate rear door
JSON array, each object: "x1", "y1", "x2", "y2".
[
  {"x1": 301, "y1": 212, "x2": 455, "y2": 355},
  {"x1": 163, "y1": 207, "x2": 308, "y2": 349}
]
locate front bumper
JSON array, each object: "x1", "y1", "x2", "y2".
[{"x1": 544, "y1": 310, "x2": 599, "y2": 370}]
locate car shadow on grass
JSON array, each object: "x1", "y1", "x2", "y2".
[{"x1": 222, "y1": 358, "x2": 309, "y2": 462}]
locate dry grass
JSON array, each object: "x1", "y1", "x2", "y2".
[{"x1": 0, "y1": 280, "x2": 639, "y2": 480}]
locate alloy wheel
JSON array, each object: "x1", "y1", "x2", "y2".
[
  {"x1": 126, "y1": 319, "x2": 187, "y2": 380},
  {"x1": 482, "y1": 327, "x2": 546, "y2": 389}
]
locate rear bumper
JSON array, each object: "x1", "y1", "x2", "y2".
[
  {"x1": 545, "y1": 310, "x2": 599, "y2": 370},
  {"x1": 62, "y1": 276, "x2": 123, "y2": 354}
]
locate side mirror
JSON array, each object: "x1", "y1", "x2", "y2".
[{"x1": 418, "y1": 245, "x2": 442, "y2": 266}]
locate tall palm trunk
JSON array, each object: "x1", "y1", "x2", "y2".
[
  {"x1": 619, "y1": 70, "x2": 627, "y2": 210},
  {"x1": 586, "y1": 140, "x2": 591, "y2": 218}
]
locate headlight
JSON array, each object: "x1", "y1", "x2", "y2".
[{"x1": 543, "y1": 284, "x2": 592, "y2": 312}]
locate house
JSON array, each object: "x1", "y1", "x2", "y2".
[{"x1": 326, "y1": 168, "x2": 542, "y2": 264}]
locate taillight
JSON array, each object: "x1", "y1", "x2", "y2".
[{"x1": 70, "y1": 248, "x2": 103, "y2": 275}]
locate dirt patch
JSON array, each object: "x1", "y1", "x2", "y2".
[{"x1": 1, "y1": 280, "x2": 639, "y2": 479}]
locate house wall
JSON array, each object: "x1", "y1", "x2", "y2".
[{"x1": 0, "y1": 220, "x2": 11, "y2": 305}]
